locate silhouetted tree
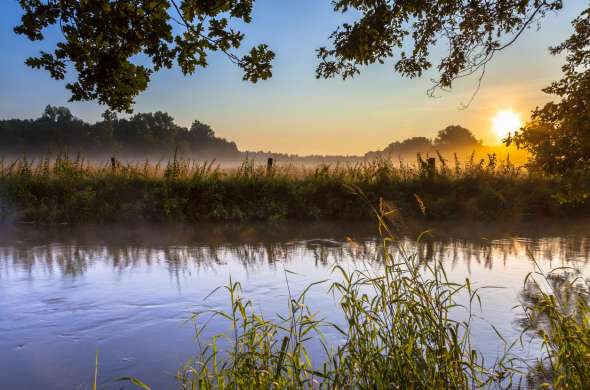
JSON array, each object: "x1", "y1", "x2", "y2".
[
  {"x1": 434, "y1": 125, "x2": 481, "y2": 149},
  {"x1": 508, "y1": 10, "x2": 590, "y2": 177},
  {"x1": 0, "y1": 106, "x2": 239, "y2": 158},
  {"x1": 14, "y1": 0, "x2": 275, "y2": 112},
  {"x1": 386, "y1": 137, "x2": 432, "y2": 154},
  {"x1": 176, "y1": 120, "x2": 238, "y2": 157},
  {"x1": 366, "y1": 127, "x2": 483, "y2": 159},
  {"x1": 190, "y1": 120, "x2": 215, "y2": 141},
  {"x1": 366, "y1": 137, "x2": 433, "y2": 159}
]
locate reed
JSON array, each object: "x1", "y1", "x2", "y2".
[
  {"x1": 521, "y1": 263, "x2": 590, "y2": 388},
  {"x1": 153, "y1": 203, "x2": 523, "y2": 389},
  {"x1": 81, "y1": 206, "x2": 590, "y2": 389},
  {"x1": 163, "y1": 209, "x2": 590, "y2": 389},
  {"x1": 0, "y1": 153, "x2": 586, "y2": 224}
]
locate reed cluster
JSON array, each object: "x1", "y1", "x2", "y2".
[
  {"x1": 521, "y1": 265, "x2": 590, "y2": 388},
  {"x1": 106, "y1": 210, "x2": 590, "y2": 389},
  {"x1": 0, "y1": 153, "x2": 587, "y2": 224}
]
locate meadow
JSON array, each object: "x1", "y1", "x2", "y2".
[{"x1": 0, "y1": 153, "x2": 587, "y2": 224}]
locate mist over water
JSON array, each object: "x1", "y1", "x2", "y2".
[{"x1": 0, "y1": 221, "x2": 589, "y2": 389}]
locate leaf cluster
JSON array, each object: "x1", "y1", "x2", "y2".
[
  {"x1": 316, "y1": 0, "x2": 562, "y2": 95},
  {"x1": 508, "y1": 8, "x2": 590, "y2": 177},
  {"x1": 14, "y1": 0, "x2": 275, "y2": 112}
]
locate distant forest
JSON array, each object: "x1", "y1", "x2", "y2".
[
  {"x1": 0, "y1": 106, "x2": 511, "y2": 163},
  {"x1": 364, "y1": 125, "x2": 484, "y2": 160},
  {"x1": 0, "y1": 105, "x2": 239, "y2": 159}
]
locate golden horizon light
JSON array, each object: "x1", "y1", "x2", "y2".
[{"x1": 492, "y1": 110, "x2": 522, "y2": 141}]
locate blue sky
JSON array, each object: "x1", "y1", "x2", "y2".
[{"x1": 0, "y1": 1, "x2": 586, "y2": 154}]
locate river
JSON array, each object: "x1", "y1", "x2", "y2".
[{"x1": 1, "y1": 220, "x2": 589, "y2": 389}]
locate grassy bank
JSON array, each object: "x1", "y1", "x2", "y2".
[{"x1": 0, "y1": 154, "x2": 588, "y2": 224}]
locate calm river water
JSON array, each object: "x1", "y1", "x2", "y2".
[{"x1": 1, "y1": 221, "x2": 589, "y2": 389}]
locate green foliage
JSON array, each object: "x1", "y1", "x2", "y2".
[
  {"x1": 521, "y1": 265, "x2": 590, "y2": 388},
  {"x1": 15, "y1": 1, "x2": 575, "y2": 111},
  {"x1": 178, "y1": 278, "x2": 330, "y2": 388},
  {"x1": 15, "y1": 0, "x2": 275, "y2": 112},
  {"x1": 508, "y1": 9, "x2": 590, "y2": 182},
  {"x1": 0, "y1": 154, "x2": 588, "y2": 224},
  {"x1": 316, "y1": 0, "x2": 563, "y2": 93}
]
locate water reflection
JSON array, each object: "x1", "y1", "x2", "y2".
[
  {"x1": 2, "y1": 226, "x2": 589, "y2": 279},
  {"x1": 0, "y1": 220, "x2": 590, "y2": 389}
]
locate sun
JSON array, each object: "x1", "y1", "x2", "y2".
[{"x1": 492, "y1": 110, "x2": 522, "y2": 140}]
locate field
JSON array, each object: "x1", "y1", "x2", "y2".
[{"x1": 0, "y1": 154, "x2": 587, "y2": 224}]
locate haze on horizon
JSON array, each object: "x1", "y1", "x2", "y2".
[{"x1": 0, "y1": 0, "x2": 585, "y2": 155}]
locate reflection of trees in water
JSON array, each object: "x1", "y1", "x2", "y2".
[
  {"x1": 1, "y1": 235, "x2": 589, "y2": 280},
  {"x1": 414, "y1": 236, "x2": 590, "y2": 272},
  {"x1": 0, "y1": 241, "x2": 375, "y2": 279},
  {"x1": 0, "y1": 244, "x2": 93, "y2": 278}
]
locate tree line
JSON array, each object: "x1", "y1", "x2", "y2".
[
  {"x1": 0, "y1": 108, "x2": 508, "y2": 163},
  {"x1": 0, "y1": 109, "x2": 492, "y2": 162},
  {"x1": 0, "y1": 105, "x2": 240, "y2": 158},
  {"x1": 365, "y1": 125, "x2": 483, "y2": 159}
]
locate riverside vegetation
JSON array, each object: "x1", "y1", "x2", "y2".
[
  {"x1": 91, "y1": 206, "x2": 590, "y2": 389},
  {"x1": 0, "y1": 153, "x2": 589, "y2": 224}
]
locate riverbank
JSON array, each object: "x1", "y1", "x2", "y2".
[{"x1": 0, "y1": 156, "x2": 588, "y2": 223}]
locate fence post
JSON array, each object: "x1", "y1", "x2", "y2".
[
  {"x1": 427, "y1": 157, "x2": 436, "y2": 178},
  {"x1": 266, "y1": 157, "x2": 273, "y2": 175}
]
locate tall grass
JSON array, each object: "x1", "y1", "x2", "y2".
[
  {"x1": 143, "y1": 202, "x2": 523, "y2": 389},
  {"x1": 91, "y1": 260, "x2": 590, "y2": 389},
  {"x1": 0, "y1": 153, "x2": 586, "y2": 224},
  {"x1": 177, "y1": 278, "x2": 331, "y2": 389},
  {"x1": 79, "y1": 203, "x2": 590, "y2": 389},
  {"x1": 165, "y1": 222, "x2": 589, "y2": 390},
  {"x1": 521, "y1": 264, "x2": 590, "y2": 388}
]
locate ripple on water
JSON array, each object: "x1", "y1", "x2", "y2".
[{"x1": 0, "y1": 222, "x2": 590, "y2": 390}]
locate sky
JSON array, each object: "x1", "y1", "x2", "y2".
[{"x1": 0, "y1": 1, "x2": 587, "y2": 155}]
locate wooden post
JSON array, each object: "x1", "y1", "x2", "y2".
[
  {"x1": 427, "y1": 157, "x2": 436, "y2": 177},
  {"x1": 266, "y1": 157, "x2": 273, "y2": 175}
]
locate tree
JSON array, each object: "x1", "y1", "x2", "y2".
[
  {"x1": 190, "y1": 120, "x2": 215, "y2": 141},
  {"x1": 508, "y1": 9, "x2": 590, "y2": 176},
  {"x1": 41, "y1": 105, "x2": 74, "y2": 123},
  {"x1": 371, "y1": 137, "x2": 432, "y2": 157},
  {"x1": 317, "y1": 0, "x2": 562, "y2": 93},
  {"x1": 15, "y1": 0, "x2": 567, "y2": 112},
  {"x1": 15, "y1": 0, "x2": 275, "y2": 112},
  {"x1": 434, "y1": 125, "x2": 481, "y2": 149},
  {"x1": 36, "y1": 105, "x2": 93, "y2": 150},
  {"x1": 0, "y1": 106, "x2": 240, "y2": 157},
  {"x1": 113, "y1": 111, "x2": 182, "y2": 152},
  {"x1": 177, "y1": 120, "x2": 239, "y2": 157}
]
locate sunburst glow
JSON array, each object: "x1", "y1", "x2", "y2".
[{"x1": 492, "y1": 110, "x2": 522, "y2": 140}]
